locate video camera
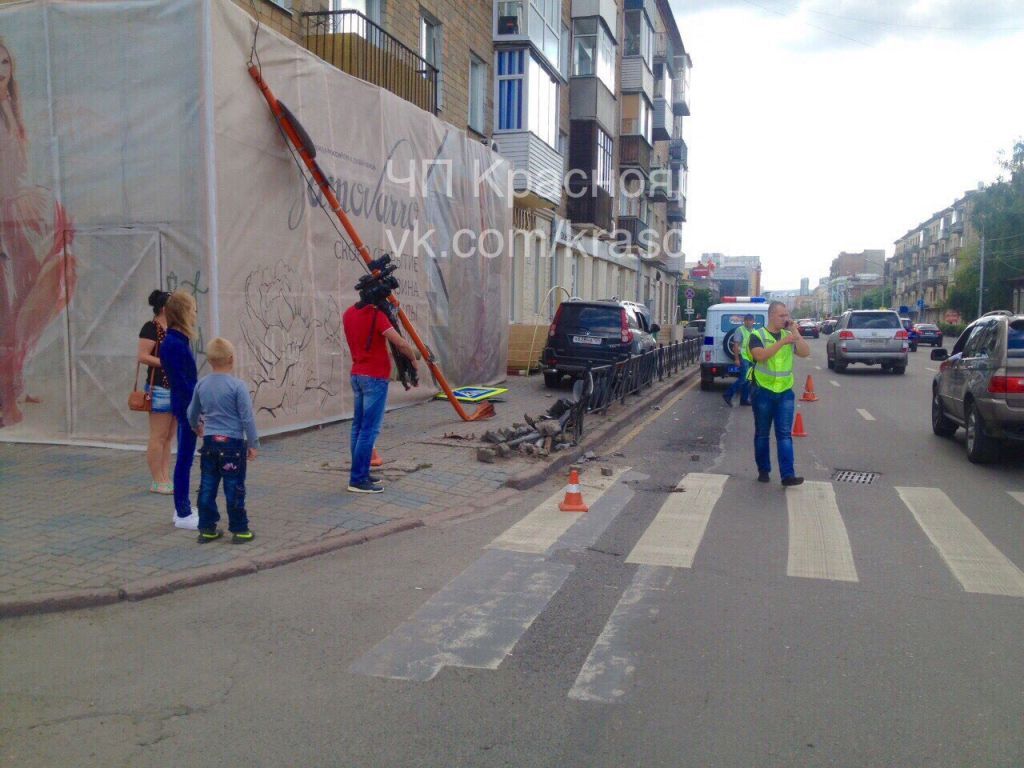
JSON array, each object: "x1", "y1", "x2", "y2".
[{"x1": 355, "y1": 254, "x2": 400, "y2": 308}]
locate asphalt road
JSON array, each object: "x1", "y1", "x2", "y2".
[{"x1": 3, "y1": 337, "x2": 1023, "y2": 768}]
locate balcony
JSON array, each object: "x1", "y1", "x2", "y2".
[
  {"x1": 652, "y1": 94, "x2": 672, "y2": 142},
  {"x1": 669, "y1": 138, "x2": 688, "y2": 168},
  {"x1": 672, "y1": 67, "x2": 690, "y2": 116},
  {"x1": 616, "y1": 215, "x2": 650, "y2": 251},
  {"x1": 647, "y1": 164, "x2": 669, "y2": 202},
  {"x1": 619, "y1": 135, "x2": 652, "y2": 174},
  {"x1": 951, "y1": 221, "x2": 964, "y2": 234},
  {"x1": 620, "y1": 56, "x2": 654, "y2": 100},
  {"x1": 499, "y1": 132, "x2": 564, "y2": 208},
  {"x1": 567, "y1": 186, "x2": 614, "y2": 233},
  {"x1": 302, "y1": 10, "x2": 438, "y2": 115},
  {"x1": 666, "y1": 192, "x2": 686, "y2": 222}
]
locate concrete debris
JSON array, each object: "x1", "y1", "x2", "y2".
[
  {"x1": 443, "y1": 432, "x2": 475, "y2": 440},
  {"x1": 601, "y1": 467, "x2": 614, "y2": 477},
  {"x1": 476, "y1": 448, "x2": 497, "y2": 464},
  {"x1": 496, "y1": 444, "x2": 512, "y2": 458},
  {"x1": 584, "y1": 451, "x2": 597, "y2": 460},
  {"x1": 470, "y1": 399, "x2": 584, "y2": 462}
]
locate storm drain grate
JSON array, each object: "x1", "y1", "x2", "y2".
[{"x1": 832, "y1": 470, "x2": 879, "y2": 485}]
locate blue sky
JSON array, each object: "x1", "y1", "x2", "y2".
[{"x1": 669, "y1": 0, "x2": 1024, "y2": 291}]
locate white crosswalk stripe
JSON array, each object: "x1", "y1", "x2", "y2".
[
  {"x1": 625, "y1": 473, "x2": 727, "y2": 568},
  {"x1": 896, "y1": 487, "x2": 1024, "y2": 597},
  {"x1": 786, "y1": 481, "x2": 859, "y2": 582},
  {"x1": 1009, "y1": 491, "x2": 1024, "y2": 509}
]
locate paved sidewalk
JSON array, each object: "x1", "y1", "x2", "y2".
[{"x1": 0, "y1": 368, "x2": 695, "y2": 616}]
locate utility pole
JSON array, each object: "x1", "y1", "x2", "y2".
[{"x1": 977, "y1": 234, "x2": 986, "y2": 317}]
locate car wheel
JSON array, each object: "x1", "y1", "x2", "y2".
[
  {"x1": 931, "y1": 389, "x2": 957, "y2": 437},
  {"x1": 543, "y1": 371, "x2": 561, "y2": 389},
  {"x1": 700, "y1": 370, "x2": 713, "y2": 391},
  {"x1": 965, "y1": 401, "x2": 1000, "y2": 464},
  {"x1": 827, "y1": 356, "x2": 835, "y2": 370},
  {"x1": 894, "y1": 366, "x2": 906, "y2": 375}
]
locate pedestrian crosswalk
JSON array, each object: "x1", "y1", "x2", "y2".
[{"x1": 352, "y1": 471, "x2": 1024, "y2": 693}]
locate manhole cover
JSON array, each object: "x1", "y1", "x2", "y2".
[{"x1": 832, "y1": 470, "x2": 878, "y2": 484}]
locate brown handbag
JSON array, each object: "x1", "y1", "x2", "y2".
[{"x1": 129, "y1": 360, "x2": 156, "y2": 412}]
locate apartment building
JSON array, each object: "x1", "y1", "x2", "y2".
[
  {"x1": 234, "y1": 0, "x2": 691, "y2": 341},
  {"x1": 888, "y1": 192, "x2": 978, "y2": 323}
]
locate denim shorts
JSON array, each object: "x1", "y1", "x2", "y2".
[{"x1": 146, "y1": 384, "x2": 172, "y2": 414}]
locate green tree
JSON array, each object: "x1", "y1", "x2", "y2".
[
  {"x1": 956, "y1": 140, "x2": 1024, "y2": 318},
  {"x1": 857, "y1": 285, "x2": 890, "y2": 309},
  {"x1": 678, "y1": 285, "x2": 714, "y2": 319}
]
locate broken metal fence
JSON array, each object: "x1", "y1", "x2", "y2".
[{"x1": 569, "y1": 338, "x2": 702, "y2": 438}]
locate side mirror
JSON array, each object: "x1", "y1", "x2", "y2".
[
  {"x1": 930, "y1": 348, "x2": 948, "y2": 361},
  {"x1": 650, "y1": 323, "x2": 661, "y2": 334}
]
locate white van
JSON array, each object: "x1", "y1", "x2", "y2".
[{"x1": 700, "y1": 297, "x2": 769, "y2": 390}]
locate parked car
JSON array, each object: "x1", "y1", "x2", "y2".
[
  {"x1": 826, "y1": 309, "x2": 910, "y2": 373},
  {"x1": 683, "y1": 319, "x2": 706, "y2": 339},
  {"x1": 820, "y1": 319, "x2": 837, "y2": 335},
  {"x1": 797, "y1": 319, "x2": 819, "y2": 338},
  {"x1": 930, "y1": 311, "x2": 1024, "y2": 463},
  {"x1": 541, "y1": 300, "x2": 659, "y2": 388},
  {"x1": 900, "y1": 318, "x2": 919, "y2": 351},
  {"x1": 913, "y1": 323, "x2": 943, "y2": 347}
]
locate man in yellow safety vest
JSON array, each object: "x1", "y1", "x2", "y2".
[{"x1": 747, "y1": 301, "x2": 810, "y2": 486}]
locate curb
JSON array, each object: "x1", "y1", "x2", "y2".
[
  {"x1": 505, "y1": 365, "x2": 698, "y2": 490},
  {"x1": 0, "y1": 518, "x2": 423, "y2": 619}
]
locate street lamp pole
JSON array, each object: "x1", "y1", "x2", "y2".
[{"x1": 978, "y1": 234, "x2": 986, "y2": 317}]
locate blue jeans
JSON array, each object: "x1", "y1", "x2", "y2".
[
  {"x1": 173, "y1": 417, "x2": 196, "y2": 517},
  {"x1": 725, "y1": 359, "x2": 751, "y2": 403},
  {"x1": 752, "y1": 387, "x2": 796, "y2": 479},
  {"x1": 198, "y1": 435, "x2": 249, "y2": 532},
  {"x1": 350, "y1": 375, "x2": 389, "y2": 485}
]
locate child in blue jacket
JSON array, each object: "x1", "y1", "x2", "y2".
[{"x1": 159, "y1": 291, "x2": 199, "y2": 530}]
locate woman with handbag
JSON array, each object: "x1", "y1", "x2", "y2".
[
  {"x1": 136, "y1": 290, "x2": 174, "y2": 494},
  {"x1": 160, "y1": 290, "x2": 200, "y2": 530}
]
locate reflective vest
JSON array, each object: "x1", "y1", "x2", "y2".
[
  {"x1": 737, "y1": 326, "x2": 754, "y2": 363},
  {"x1": 749, "y1": 327, "x2": 794, "y2": 392}
]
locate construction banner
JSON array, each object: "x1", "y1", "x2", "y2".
[{"x1": 0, "y1": 0, "x2": 511, "y2": 444}]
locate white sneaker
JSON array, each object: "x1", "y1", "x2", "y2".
[{"x1": 174, "y1": 508, "x2": 200, "y2": 530}]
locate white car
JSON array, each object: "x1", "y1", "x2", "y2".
[{"x1": 700, "y1": 297, "x2": 770, "y2": 391}]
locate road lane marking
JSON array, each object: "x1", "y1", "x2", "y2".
[
  {"x1": 829, "y1": 380, "x2": 840, "y2": 387},
  {"x1": 814, "y1": 366, "x2": 822, "y2": 370},
  {"x1": 349, "y1": 550, "x2": 573, "y2": 681},
  {"x1": 786, "y1": 481, "x2": 859, "y2": 582},
  {"x1": 897, "y1": 487, "x2": 1024, "y2": 597},
  {"x1": 487, "y1": 467, "x2": 630, "y2": 554},
  {"x1": 625, "y1": 473, "x2": 727, "y2": 568},
  {"x1": 857, "y1": 409, "x2": 875, "y2": 421},
  {"x1": 926, "y1": 367, "x2": 937, "y2": 373},
  {"x1": 1010, "y1": 491, "x2": 1024, "y2": 508},
  {"x1": 606, "y1": 377, "x2": 699, "y2": 455},
  {"x1": 568, "y1": 566, "x2": 674, "y2": 703}
]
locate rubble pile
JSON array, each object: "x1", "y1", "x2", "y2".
[{"x1": 474, "y1": 397, "x2": 581, "y2": 463}]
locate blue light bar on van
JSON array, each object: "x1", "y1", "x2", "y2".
[{"x1": 722, "y1": 296, "x2": 767, "y2": 303}]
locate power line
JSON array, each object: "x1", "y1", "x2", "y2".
[{"x1": 737, "y1": 0, "x2": 873, "y2": 48}]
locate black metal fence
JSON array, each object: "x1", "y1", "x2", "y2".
[
  {"x1": 301, "y1": 10, "x2": 439, "y2": 115},
  {"x1": 566, "y1": 338, "x2": 701, "y2": 440}
]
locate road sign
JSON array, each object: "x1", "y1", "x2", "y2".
[
  {"x1": 685, "y1": 308, "x2": 694, "y2": 317},
  {"x1": 686, "y1": 298, "x2": 693, "y2": 310},
  {"x1": 899, "y1": 305, "x2": 910, "y2": 314},
  {"x1": 917, "y1": 298, "x2": 925, "y2": 309},
  {"x1": 685, "y1": 288, "x2": 695, "y2": 300}
]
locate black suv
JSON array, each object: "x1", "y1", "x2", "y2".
[{"x1": 541, "y1": 300, "x2": 659, "y2": 388}]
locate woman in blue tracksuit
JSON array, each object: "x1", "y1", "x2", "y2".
[{"x1": 160, "y1": 291, "x2": 200, "y2": 530}]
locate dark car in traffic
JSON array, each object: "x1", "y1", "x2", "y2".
[
  {"x1": 541, "y1": 300, "x2": 659, "y2": 388},
  {"x1": 930, "y1": 311, "x2": 1024, "y2": 463},
  {"x1": 797, "y1": 319, "x2": 819, "y2": 338},
  {"x1": 913, "y1": 323, "x2": 943, "y2": 347}
]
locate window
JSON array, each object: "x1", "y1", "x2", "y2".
[
  {"x1": 621, "y1": 93, "x2": 652, "y2": 144},
  {"x1": 596, "y1": 128, "x2": 613, "y2": 195},
  {"x1": 469, "y1": 55, "x2": 487, "y2": 133},
  {"x1": 964, "y1": 320, "x2": 998, "y2": 358},
  {"x1": 618, "y1": 176, "x2": 648, "y2": 219},
  {"x1": 420, "y1": 14, "x2": 442, "y2": 107},
  {"x1": 496, "y1": 50, "x2": 525, "y2": 131},
  {"x1": 572, "y1": 18, "x2": 616, "y2": 91},
  {"x1": 529, "y1": 0, "x2": 561, "y2": 70},
  {"x1": 331, "y1": 0, "x2": 380, "y2": 23},
  {"x1": 624, "y1": 10, "x2": 653, "y2": 69},
  {"x1": 1007, "y1": 319, "x2": 1024, "y2": 358},
  {"x1": 560, "y1": 23, "x2": 570, "y2": 79}
]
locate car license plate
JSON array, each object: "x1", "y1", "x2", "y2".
[
  {"x1": 727, "y1": 365, "x2": 740, "y2": 374},
  {"x1": 864, "y1": 338, "x2": 885, "y2": 346},
  {"x1": 573, "y1": 336, "x2": 601, "y2": 345}
]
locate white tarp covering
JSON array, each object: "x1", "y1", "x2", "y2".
[{"x1": 0, "y1": 0, "x2": 511, "y2": 444}]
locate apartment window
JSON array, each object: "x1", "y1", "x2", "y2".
[
  {"x1": 560, "y1": 23, "x2": 570, "y2": 79},
  {"x1": 621, "y1": 93, "x2": 652, "y2": 145},
  {"x1": 469, "y1": 55, "x2": 487, "y2": 133},
  {"x1": 618, "y1": 176, "x2": 647, "y2": 219},
  {"x1": 496, "y1": 50, "x2": 558, "y2": 149},
  {"x1": 572, "y1": 18, "x2": 615, "y2": 92},
  {"x1": 528, "y1": 55, "x2": 558, "y2": 147},
  {"x1": 624, "y1": 10, "x2": 653, "y2": 69},
  {"x1": 331, "y1": 0, "x2": 380, "y2": 23},
  {"x1": 496, "y1": 50, "x2": 525, "y2": 131},
  {"x1": 530, "y1": 0, "x2": 561, "y2": 69},
  {"x1": 596, "y1": 128, "x2": 613, "y2": 194},
  {"x1": 420, "y1": 14, "x2": 442, "y2": 107}
]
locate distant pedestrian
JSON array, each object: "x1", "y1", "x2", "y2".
[
  {"x1": 137, "y1": 289, "x2": 175, "y2": 494},
  {"x1": 747, "y1": 300, "x2": 810, "y2": 486},
  {"x1": 723, "y1": 313, "x2": 756, "y2": 407},
  {"x1": 187, "y1": 337, "x2": 258, "y2": 544},
  {"x1": 342, "y1": 288, "x2": 418, "y2": 494},
  {"x1": 160, "y1": 290, "x2": 200, "y2": 529}
]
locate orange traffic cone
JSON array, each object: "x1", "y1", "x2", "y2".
[
  {"x1": 371, "y1": 448, "x2": 384, "y2": 467},
  {"x1": 800, "y1": 375, "x2": 819, "y2": 402},
  {"x1": 558, "y1": 469, "x2": 589, "y2": 513},
  {"x1": 792, "y1": 412, "x2": 808, "y2": 437}
]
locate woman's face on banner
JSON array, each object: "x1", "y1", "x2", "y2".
[{"x1": 0, "y1": 46, "x2": 11, "y2": 93}]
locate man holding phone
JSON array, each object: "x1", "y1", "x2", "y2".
[{"x1": 747, "y1": 301, "x2": 811, "y2": 486}]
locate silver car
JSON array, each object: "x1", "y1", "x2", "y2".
[
  {"x1": 826, "y1": 310, "x2": 910, "y2": 374},
  {"x1": 931, "y1": 311, "x2": 1024, "y2": 463}
]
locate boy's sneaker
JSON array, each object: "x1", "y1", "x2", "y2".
[
  {"x1": 347, "y1": 481, "x2": 384, "y2": 494},
  {"x1": 232, "y1": 530, "x2": 255, "y2": 545},
  {"x1": 197, "y1": 528, "x2": 223, "y2": 543},
  {"x1": 174, "y1": 508, "x2": 200, "y2": 530}
]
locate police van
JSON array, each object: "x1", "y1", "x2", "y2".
[{"x1": 699, "y1": 297, "x2": 769, "y2": 390}]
